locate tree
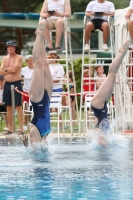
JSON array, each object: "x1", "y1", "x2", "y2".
[
  {"x1": 0, "y1": 0, "x2": 130, "y2": 55},
  {"x1": 0, "y1": 0, "x2": 44, "y2": 55}
]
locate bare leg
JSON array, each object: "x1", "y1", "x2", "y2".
[
  {"x1": 30, "y1": 124, "x2": 41, "y2": 144},
  {"x1": 4, "y1": 114, "x2": 8, "y2": 128},
  {"x1": 85, "y1": 22, "x2": 94, "y2": 44},
  {"x1": 29, "y1": 19, "x2": 52, "y2": 146},
  {"x1": 127, "y1": 20, "x2": 133, "y2": 41},
  {"x1": 29, "y1": 20, "x2": 47, "y2": 103},
  {"x1": 71, "y1": 100, "x2": 77, "y2": 121},
  {"x1": 16, "y1": 106, "x2": 23, "y2": 131},
  {"x1": 55, "y1": 18, "x2": 64, "y2": 47},
  {"x1": 101, "y1": 22, "x2": 109, "y2": 44},
  {"x1": 91, "y1": 40, "x2": 130, "y2": 109},
  {"x1": 43, "y1": 25, "x2": 54, "y2": 49}
]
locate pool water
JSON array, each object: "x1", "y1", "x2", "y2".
[{"x1": 0, "y1": 136, "x2": 133, "y2": 200}]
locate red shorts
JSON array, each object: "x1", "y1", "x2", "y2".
[{"x1": 22, "y1": 91, "x2": 29, "y2": 103}]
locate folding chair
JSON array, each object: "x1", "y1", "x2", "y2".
[
  {"x1": 23, "y1": 100, "x2": 33, "y2": 130},
  {"x1": 50, "y1": 94, "x2": 64, "y2": 140},
  {"x1": 84, "y1": 94, "x2": 95, "y2": 135},
  {"x1": 83, "y1": 15, "x2": 114, "y2": 54}
]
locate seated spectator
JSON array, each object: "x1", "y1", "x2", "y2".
[
  {"x1": 84, "y1": 0, "x2": 115, "y2": 51},
  {"x1": 83, "y1": 67, "x2": 95, "y2": 101},
  {"x1": 48, "y1": 53, "x2": 64, "y2": 92},
  {"x1": 95, "y1": 65, "x2": 106, "y2": 90},
  {"x1": 48, "y1": 53, "x2": 64, "y2": 128},
  {"x1": 125, "y1": 0, "x2": 133, "y2": 48},
  {"x1": 40, "y1": 0, "x2": 71, "y2": 52},
  {"x1": 0, "y1": 76, "x2": 8, "y2": 130},
  {"x1": 21, "y1": 55, "x2": 34, "y2": 126},
  {"x1": 65, "y1": 70, "x2": 77, "y2": 124}
]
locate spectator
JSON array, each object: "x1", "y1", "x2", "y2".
[
  {"x1": 95, "y1": 65, "x2": 106, "y2": 90},
  {"x1": 48, "y1": 53, "x2": 64, "y2": 92},
  {"x1": 65, "y1": 70, "x2": 77, "y2": 124},
  {"x1": 40, "y1": 0, "x2": 71, "y2": 51},
  {"x1": 83, "y1": 67, "x2": 95, "y2": 101},
  {"x1": 125, "y1": 0, "x2": 133, "y2": 48},
  {"x1": 0, "y1": 76, "x2": 8, "y2": 130},
  {"x1": 21, "y1": 55, "x2": 34, "y2": 126},
  {"x1": 48, "y1": 53, "x2": 64, "y2": 128},
  {"x1": 0, "y1": 40, "x2": 23, "y2": 135},
  {"x1": 84, "y1": 0, "x2": 115, "y2": 51}
]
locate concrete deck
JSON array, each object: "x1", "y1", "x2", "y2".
[{"x1": 0, "y1": 131, "x2": 133, "y2": 140}]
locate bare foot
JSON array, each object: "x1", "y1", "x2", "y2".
[
  {"x1": 35, "y1": 19, "x2": 47, "y2": 35},
  {"x1": 119, "y1": 40, "x2": 130, "y2": 53}
]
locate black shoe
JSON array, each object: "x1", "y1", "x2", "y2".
[
  {"x1": 46, "y1": 47, "x2": 54, "y2": 52},
  {"x1": 55, "y1": 46, "x2": 62, "y2": 52}
]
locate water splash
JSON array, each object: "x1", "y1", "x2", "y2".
[{"x1": 86, "y1": 120, "x2": 129, "y2": 148}]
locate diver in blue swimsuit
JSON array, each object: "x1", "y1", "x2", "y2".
[
  {"x1": 91, "y1": 40, "x2": 129, "y2": 144},
  {"x1": 29, "y1": 19, "x2": 53, "y2": 145}
]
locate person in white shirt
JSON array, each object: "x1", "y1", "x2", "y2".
[
  {"x1": 48, "y1": 53, "x2": 64, "y2": 128},
  {"x1": 48, "y1": 53, "x2": 64, "y2": 92},
  {"x1": 21, "y1": 55, "x2": 34, "y2": 126},
  {"x1": 125, "y1": 0, "x2": 133, "y2": 48},
  {"x1": 21, "y1": 55, "x2": 34, "y2": 103},
  {"x1": 40, "y1": 0, "x2": 71, "y2": 52},
  {"x1": 84, "y1": 0, "x2": 115, "y2": 51}
]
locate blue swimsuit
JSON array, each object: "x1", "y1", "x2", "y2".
[
  {"x1": 91, "y1": 102, "x2": 109, "y2": 132},
  {"x1": 31, "y1": 90, "x2": 50, "y2": 137}
]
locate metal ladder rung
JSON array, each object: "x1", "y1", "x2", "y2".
[
  {"x1": 90, "y1": 58, "x2": 113, "y2": 60},
  {"x1": 84, "y1": 50, "x2": 112, "y2": 53},
  {"x1": 83, "y1": 64, "x2": 111, "y2": 67},
  {"x1": 47, "y1": 58, "x2": 71, "y2": 61},
  {"x1": 46, "y1": 50, "x2": 67, "y2": 54}
]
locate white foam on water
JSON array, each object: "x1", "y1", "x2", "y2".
[{"x1": 86, "y1": 129, "x2": 129, "y2": 149}]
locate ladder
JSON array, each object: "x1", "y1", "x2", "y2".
[
  {"x1": 46, "y1": 17, "x2": 78, "y2": 137},
  {"x1": 114, "y1": 20, "x2": 132, "y2": 134},
  {"x1": 79, "y1": 16, "x2": 115, "y2": 135}
]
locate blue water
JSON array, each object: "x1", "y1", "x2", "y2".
[{"x1": 0, "y1": 136, "x2": 133, "y2": 200}]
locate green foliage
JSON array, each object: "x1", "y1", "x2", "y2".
[
  {"x1": 70, "y1": 0, "x2": 129, "y2": 12},
  {"x1": 22, "y1": 61, "x2": 26, "y2": 68},
  {"x1": 73, "y1": 57, "x2": 95, "y2": 92},
  {"x1": 0, "y1": 0, "x2": 44, "y2": 12},
  {"x1": 0, "y1": 0, "x2": 129, "y2": 16}
]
